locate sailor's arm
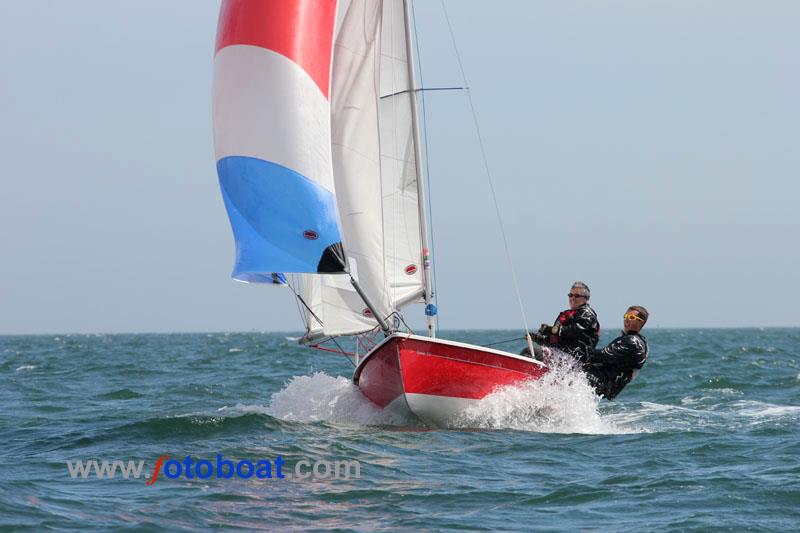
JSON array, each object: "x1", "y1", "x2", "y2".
[{"x1": 584, "y1": 335, "x2": 641, "y2": 368}]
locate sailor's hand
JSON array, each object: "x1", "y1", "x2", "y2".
[{"x1": 538, "y1": 323, "x2": 551, "y2": 335}]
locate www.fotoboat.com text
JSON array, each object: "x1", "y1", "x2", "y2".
[{"x1": 66, "y1": 454, "x2": 361, "y2": 484}]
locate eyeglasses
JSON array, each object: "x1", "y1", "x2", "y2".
[
  {"x1": 624, "y1": 312, "x2": 644, "y2": 322},
  {"x1": 567, "y1": 293, "x2": 586, "y2": 298}
]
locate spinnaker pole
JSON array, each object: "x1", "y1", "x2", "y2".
[
  {"x1": 350, "y1": 275, "x2": 392, "y2": 336},
  {"x1": 402, "y1": 0, "x2": 436, "y2": 338}
]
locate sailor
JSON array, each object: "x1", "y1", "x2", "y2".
[
  {"x1": 582, "y1": 306, "x2": 650, "y2": 400},
  {"x1": 526, "y1": 281, "x2": 600, "y2": 360}
]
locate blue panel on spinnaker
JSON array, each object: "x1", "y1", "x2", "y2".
[
  {"x1": 230, "y1": 271, "x2": 287, "y2": 285},
  {"x1": 217, "y1": 156, "x2": 344, "y2": 280}
]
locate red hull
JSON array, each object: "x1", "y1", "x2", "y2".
[{"x1": 353, "y1": 334, "x2": 548, "y2": 425}]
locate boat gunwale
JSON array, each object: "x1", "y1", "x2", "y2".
[{"x1": 353, "y1": 332, "x2": 546, "y2": 383}]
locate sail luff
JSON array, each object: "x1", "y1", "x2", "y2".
[
  {"x1": 378, "y1": 0, "x2": 426, "y2": 312},
  {"x1": 401, "y1": 0, "x2": 436, "y2": 338}
]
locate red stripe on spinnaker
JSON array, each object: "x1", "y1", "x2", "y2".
[{"x1": 216, "y1": 0, "x2": 337, "y2": 99}]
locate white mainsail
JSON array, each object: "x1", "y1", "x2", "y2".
[{"x1": 302, "y1": 0, "x2": 426, "y2": 340}]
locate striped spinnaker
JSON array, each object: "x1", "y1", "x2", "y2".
[{"x1": 213, "y1": 0, "x2": 345, "y2": 282}]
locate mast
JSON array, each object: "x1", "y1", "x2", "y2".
[{"x1": 402, "y1": 0, "x2": 436, "y2": 338}]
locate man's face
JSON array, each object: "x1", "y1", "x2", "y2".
[
  {"x1": 568, "y1": 288, "x2": 587, "y2": 310},
  {"x1": 623, "y1": 309, "x2": 645, "y2": 332}
]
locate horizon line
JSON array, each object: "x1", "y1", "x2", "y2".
[{"x1": 1, "y1": 325, "x2": 797, "y2": 337}]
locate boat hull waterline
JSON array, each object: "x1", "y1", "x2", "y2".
[{"x1": 353, "y1": 334, "x2": 548, "y2": 426}]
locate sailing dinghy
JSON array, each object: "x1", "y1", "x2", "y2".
[{"x1": 213, "y1": 0, "x2": 547, "y2": 426}]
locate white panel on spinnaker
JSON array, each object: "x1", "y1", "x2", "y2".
[{"x1": 213, "y1": 45, "x2": 334, "y2": 193}]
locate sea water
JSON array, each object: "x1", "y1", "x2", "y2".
[{"x1": 1, "y1": 329, "x2": 798, "y2": 531}]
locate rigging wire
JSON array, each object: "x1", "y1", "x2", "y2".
[
  {"x1": 410, "y1": 0, "x2": 440, "y2": 332},
  {"x1": 287, "y1": 273, "x2": 310, "y2": 332},
  {"x1": 482, "y1": 336, "x2": 530, "y2": 348},
  {"x1": 332, "y1": 335, "x2": 356, "y2": 367},
  {"x1": 285, "y1": 276, "x2": 324, "y2": 329},
  {"x1": 387, "y1": 311, "x2": 414, "y2": 335},
  {"x1": 439, "y1": 0, "x2": 534, "y2": 344},
  {"x1": 379, "y1": 86, "x2": 465, "y2": 100},
  {"x1": 309, "y1": 339, "x2": 357, "y2": 367}
]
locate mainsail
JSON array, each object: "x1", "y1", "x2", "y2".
[{"x1": 301, "y1": 0, "x2": 426, "y2": 340}]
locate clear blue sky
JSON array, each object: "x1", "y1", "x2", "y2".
[{"x1": 1, "y1": 1, "x2": 798, "y2": 334}]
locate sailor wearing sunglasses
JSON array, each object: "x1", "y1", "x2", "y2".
[
  {"x1": 527, "y1": 281, "x2": 600, "y2": 359},
  {"x1": 582, "y1": 306, "x2": 650, "y2": 400}
]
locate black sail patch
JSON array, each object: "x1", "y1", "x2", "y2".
[{"x1": 317, "y1": 242, "x2": 346, "y2": 273}]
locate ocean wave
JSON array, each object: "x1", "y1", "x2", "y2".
[
  {"x1": 104, "y1": 411, "x2": 284, "y2": 442},
  {"x1": 606, "y1": 397, "x2": 800, "y2": 433},
  {"x1": 731, "y1": 400, "x2": 800, "y2": 419},
  {"x1": 96, "y1": 388, "x2": 144, "y2": 400},
  {"x1": 605, "y1": 401, "x2": 708, "y2": 431}
]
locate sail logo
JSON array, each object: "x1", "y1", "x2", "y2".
[{"x1": 66, "y1": 454, "x2": 361, "y2": 484}]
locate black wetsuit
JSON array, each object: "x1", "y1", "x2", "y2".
[
  {"x1": 583, "y1": 331, "x2": 649, "y2": 400},
  {"x1": 535, "y1": 304, "x2": 600, "y2": 359}
]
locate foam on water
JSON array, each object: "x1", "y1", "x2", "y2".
[
  {"x1": 266, "y1": 372, "x2": 416, "y2": 426},
  {"x1": 604, "y1": 396, "x2": 800, "y2": 433},
  {"x1": 227, "y1": 351, "x2": 800, "y2": 435},
  {"x1": 605, "y1": 401, "x2": 703, "y2": 431},
  {"x1": 731, "y1": 400, "x2": 800, "y2": 419},
  {"x1": 256, "y1": 355, "x2": 638, "y2": 433},
  {"x1": 452, "y1": 354, "x2": 634, "y2": 434}
]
